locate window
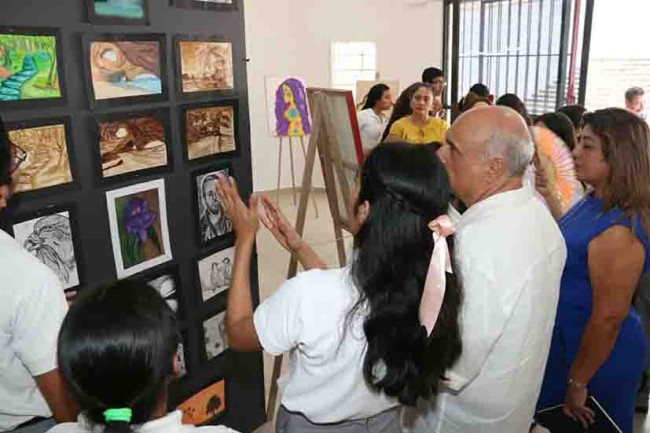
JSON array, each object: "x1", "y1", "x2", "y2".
[{"x1": 331, "y1": 42, "x2": 377, "y2": 96}]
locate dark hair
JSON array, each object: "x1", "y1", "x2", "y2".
[
  {"x1": 381, "y1": 83, "x2": 432, "y2": 142},
  {"x1": 496, "y1": 93, "x2": 531, "y2": 125},
  {"x1": 359, "y1": 84, "x2": 390, "y2": 111},
  {"x1": 459, "y1": 93, "x2": 492, "y2": 113},
  {"x1": 557, "y1": 105, "x2": 587, "y2": 129},
  {"x1": 469, "y1": 83, "x2": 490, "y2": 98},
  {"x1": 0, "y1": 118, "x2": 12, "y2": 186},
  {"x1": 422, "y1": 67, "x2": 444, "y2": 84},
  {"x1": 535, "y1": 112, "x2": 577, "y2": 150},
  {"x1": 58, "y1": 280, "x2": 179, "y2": 433},
  {"x1": 350, "y1": 142, "x2": 462, "y2": 406},
  {"x1": 625, "y1": 86, "x2": 645, "y2": 102}
]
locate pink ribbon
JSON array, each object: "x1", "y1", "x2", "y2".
[{"x1": 419, "y1": 215, "x2": 454, "y2": 337}]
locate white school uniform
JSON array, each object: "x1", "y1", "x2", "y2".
[{"x1": 357, "y1": 109, "x2": 389, "y2": 152}]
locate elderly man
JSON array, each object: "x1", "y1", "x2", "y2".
[{"x1": 412, "y1": 107, "x2": 567, "y2": 432}]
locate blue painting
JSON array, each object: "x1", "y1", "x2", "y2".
[{"x1": 92, "y1": 0, "x2": 147, "y2": 20}]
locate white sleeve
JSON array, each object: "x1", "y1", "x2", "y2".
[{"x1": 12, "y1": 268, "x2": 68, "y2": 376}]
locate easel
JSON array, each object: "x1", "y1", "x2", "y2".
[
  {"x1": 275, "y1": 135, "x2": 319, "y2": 218},
  {"x1": 266, "y1": 88, "x2": 363, "y2": 420}
]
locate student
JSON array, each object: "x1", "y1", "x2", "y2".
[
  {"x1": 385, "y1": 84, "x2": 449, "y2": 144},
  {"x1": 49, "y1": 280, "x2": 237, "y2": 433},
  {"x1": 421, "y1": 67, "x2": 446, "y2": 118},
  {"x1": 357, "y1": 84, "x2": 392, "y2": 152},
  {"x1": 218, "y1": 143, "x2": 462, "y2": 432},
  {"x1": 380, "y1": 83, "x2": 421, "y2": 142}
]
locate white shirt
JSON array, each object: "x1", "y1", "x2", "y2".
[
  {"x1": 410, "y1": 188, "x2": 567, "y2": 433},
  {"x1": 47, "y1": 411, "x2": 238, "y2": 433},
  {"x1": 0, "y1": 229, "x2": 68, "y2": 431},
  {"x1": 254, "y1": 267, "x2": 398, "y2": 423},
  {"x1": 357, "y1": 108, "x2": 388, "y2": 151}
]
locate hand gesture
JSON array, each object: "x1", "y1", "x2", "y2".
[
  {"x1": 259, "y1": 195, "x2": 303, "y2": 253},
  {"x1": 563, "y1": 384, "x2": 595, "y2": 429},
  {"x1": 215, "y1": 175, "x2": 259, "y2": 243}
]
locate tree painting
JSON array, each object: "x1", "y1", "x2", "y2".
[
  {"x1": 177, "y1": 380, "x2": 226, "y2": 425},
  {"x1": 206, "y1": 395, "x2": 222, "y2": 416},
  {"x1": 0, "y1": 32, "x2": 62, "y2": 101}
]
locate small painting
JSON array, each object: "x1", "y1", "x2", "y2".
[
  {"x1": 171, "y1": 0, "x2": 237, "y2": 11},
  {"x1": 106, "y1": 179, "x2": 173, "y2": 278},
  {"x1": 198, "y1": 246, "x2": 234, "y2": 303},
  {"x1": 6, "y1": 117, "x2": 74, "y2": 194},
  {"x1": 177, "y1": 341, "x2": 188, "y2": 377},
  {"x1": 177, "y1": 379, "x2": 226, "y2": 425},
  {"x1": 145, "y1": 266, "x2": 181, "y2": 319},
  {"x1": 178, "y1": 39, "x2": 233, "y2": 94},
  {"x1": 95, "y1": 110, "x2": 171, "y2": 180},
  {"x1": 265, "y1": 76, "x2": 311, "y2": 137},
  {"x1": 203, "y1": 310, "x2": 228, "y2": 360},
  {"x1": 193, "y1": 166, "x2": 232, "y2": 244},
  {"x1": 182, "y1": 101, "x2": 237, "y2": 161},
  {"x1": 86, "y1": 0, "x2": 150, "y2": 25},
  {"x1": 12, "y1": 209, "x2": 80, "y2": 291},
  {"x1": 0, "y1": 28, "x2": 64, "y2": 104}
]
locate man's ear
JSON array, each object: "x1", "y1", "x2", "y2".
[{"x1": 487, "y1": 157, "x2": 507, "y2": 181}]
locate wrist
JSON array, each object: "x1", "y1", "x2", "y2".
[
  {"x1": 236, "y1": 234, "x2": 256, "y2": 247},
  {"x1": 568, "y1": 377, "x2": 588, "y2": 390},
  {"x1": 290, "y1": 238, "x2": 307, "y2": 255}
]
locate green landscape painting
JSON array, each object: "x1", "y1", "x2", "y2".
[
  {"x1": 93, "y1": 0, "x2": 147, "y2": 20},
  {"x1": 0, "y1": 33, "x2": 62, "y2": 101}
]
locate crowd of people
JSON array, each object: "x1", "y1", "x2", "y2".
[{"x1": 1, "y1": 65, "x2": 649, "y2": 433}]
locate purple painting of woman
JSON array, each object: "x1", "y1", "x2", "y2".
[{"x1": 274, "y1": 78, "x2": 311, "y2": 137}]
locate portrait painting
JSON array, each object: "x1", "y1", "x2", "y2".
[
  {"x1": 86, "y1": 0, "x2": 150, "y2": 25},
  {"x1": 96, "y1": 110, "x2": 170, "y2": 180},
  {"x1": 171, "y1": 0, "x2": 237, "y2": 11},
  {"x1": 178, "y1": 40, "x2": 233, "y2": 94},
  {"x1": 265, "y1": 76, "x2": 311, "y2": 137},
  {"x1": 183, "y1": 102, "x2": 237, "y2": 161},
  {"x1": 198, "y1": 246, "x2": 234, "y2": 302},
  {"x1": 106, "y1": 179, "x2": 173, "y2": 278},
  {"x1": 0, "y1": 28, "x2": 64, "y2": 103},
  {"x1": 12, "y1": 210, "x2": 80, "y2": 291},
  {"x1": 145, "y1": 267, "x2": 181, "y2": 318},
  {"x1": 6, "y1": 118, "x2": 73, "y2": 194},
  {"x1": 177, "y1": 379, "x2": 226, "y2": 425},
  {"x1": 194, "y1": 167, "x2": 232, "y2": 244},
  {"x1": 203, "y1": 310, "x2": 228, "y2": 360},
  {"x1": 177, "y1": 342, "x2": 188, "y2": 377}
]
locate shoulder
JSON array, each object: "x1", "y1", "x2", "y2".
[
  {"x1": 591, "y1": 224, "x2": 645, "y2": 255},
  {"x1": 389, "y1": 117, "x2": 410, "y2": 133},
  {"x1": 427, "y1": 117, "x2": 448, "y2": 129},
  {"x1": 0, "y1": 234, "x2": 62, "y2": 295},
  {"x1": 357, "y1": 109, "x2": 372, "y2": 120},
  {"x1": 46, "y1": 423, "x2": 87, "y2": 433},
  {"x1": 192, "y1": 427, "x2": 239, "y2": 433},
  {"x1": 283, "y1": 267, "x2": 351, "y2": 298}
]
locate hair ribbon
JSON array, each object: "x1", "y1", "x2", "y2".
[{"x1": 104, "y1": 408, "x2": 132, "y2": 423}]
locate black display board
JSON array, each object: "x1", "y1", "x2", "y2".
[{"x1": 0, "y1": 1, "x2": 265, "y2": 431}]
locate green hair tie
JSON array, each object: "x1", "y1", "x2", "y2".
[{"x1": 103, "y1": 408, "x2": 132, "y2": 423}]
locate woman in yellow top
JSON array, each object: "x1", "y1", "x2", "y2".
[{"x1": 385, "y1": 83, "x2": 449, "y2": 144}]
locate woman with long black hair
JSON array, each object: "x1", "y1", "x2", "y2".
[
  {"x1": 218, "y1": 142, "x2": 463, "y2": 433},
  {"x1": 357, "y1": 84, "x2": 392, "y2": 152}
]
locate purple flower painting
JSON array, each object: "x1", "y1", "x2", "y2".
[{"x1": 125, "y1": 197, "x2": 157, "y2": 242}]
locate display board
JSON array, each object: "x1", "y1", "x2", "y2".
[{"x1": 0, "y1": 1, "x2": 264, "y2": 431}]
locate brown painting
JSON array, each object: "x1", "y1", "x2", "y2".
[
  {"x1": 99, "y1": 115, "x2": 168, "y2": 178},
  {"x1": 8, "y1": 123, "x2": 72, "y2": 193},
  {"x1": 185, "y1": 105, "x2": 236, "y2": 160},
  {"x1": 177, "y1": 380, "x2": 226, "y2": 425},
  {"x1": 179, "y1": 41, "x2": 233, "y2": 93}
]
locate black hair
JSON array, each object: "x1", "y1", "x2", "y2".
[
  {"x1": 359, "y1": 84, "x2": 390, "y2": 111},
  {"x1": 0, "y1": 117, "x2": 12, "y2": 186},
  {"x1": 381, "y1": 83, "x2": 432, "y2": 142},
  {"x1": 496, "y1": 93, "x2": 531, "y2": 125},
  {"x1": 469, "y1": 83, "x2": 490, "y2": 98},
  {"x1": 557, "y1": 105, "x2": 587, "y2": 130},
  {"x1": 422, "y1": 67, "x2": 444, "y2": 84},
  {"x1": 58, "y1": 280, "x2": 179, "y2": 433},
  {"x1": 625, "y1": 86, "x2": 645, "y2": 102},
  {"x1": 350, "y1": 142, "x2": 462, "y2": 406},
  {"x1": 535, "y1": 112, "x2": 577, "y2": 151}
]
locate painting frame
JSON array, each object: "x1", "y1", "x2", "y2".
[
  {"x1": 82, "y1": 32, "x2": 168, "y2": 109},
  {"x1": 106, "y1": 178, "x2": 173, "y2": 279},
  {"x1": 90, "y1": 107, "x2": 174, "y2": 186},
  {"x1": 0, "y1": 26, "x2": 67, "y2": 110},
  {"x1": 176, "y1": 377, "x2": 227, "y2": 425},
  {"x1": 180, "y1": 99, "x2": 239, "y2": 164},
  {"x1": 191, "y1": 163, "x2": 234, "y2": 247},
  {"x1": 201, "y1": 307, "x2": 229, "y2": 363},
  {"x1": 4, "y1": 115, "x2": 78, "y2": 199},
  {"x1": 195, "y1": 242, "x2": 235, "y2": 307},
  {"x1": 173, "y1": 34, "x2": 235, "y2": 100},
  {"x1": 171, "y1": 0, "x2": 238, "y2": 12},
  {"x1": 9, "y1": 203, "x2": 83, "y2": 294},
  {"x1": 138, "y1": 263, "x2": 185, "y2": 322},
  {"x1": 85, "y1": 0, "x2": 151, "y2": 26}
]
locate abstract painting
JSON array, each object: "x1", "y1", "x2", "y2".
[
  {"x1": 177, "y1": 380, "x2": 226, "y2": 425},
  {"x1": 86, "y1": 0, "x2": 150, "y2": 25},
  {"x1": 7, "y1": 118, "x2": 73, "y2": 194},
  {"x1": 146, "y1": 268, "x2": 180, "y2": 317},
  {"x1": 0, "y1": 29, "x2": 63, "y2": 102},
  {"x1": 96, "y1": 110, "x2": 170, "y2": 179},
  {"x1": 194, "y1": 167, "x2": 232, "y2": 244},
  {"x1": 172, "y1": 0, "x2": 237, "y2": 11},
  {"x1": 203, "y1": 310, "x2": 228, "y2": 360},
  {"x1": 106, "y1": 179, "x2": 172, "y2": 278},
  {"x1": 12, "y1": 210, "x2": 80, "y2": 290},
  {"x1": 265, "y1": 76, "x2": 311, "y2": 137},
  {"x1": 183, "y1": 102, "x2": 237, "y2": 161},
  {"x1": 198, "y1": 246, "x2": 234, "y2": 302},
  {"x1": 178, "y1": 40, "x2": 233, "y2": 93}
]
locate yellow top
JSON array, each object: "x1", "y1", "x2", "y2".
[{"x1": 388, "y1": 116, "x2": 449, "y2": 144}]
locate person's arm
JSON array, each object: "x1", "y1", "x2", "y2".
[
  {"x1": 34, "y1": 369, "x2": 79, "y2": 422},
  {"x1": 534, "y1": 153, "x2": 565, "y2": 220}
]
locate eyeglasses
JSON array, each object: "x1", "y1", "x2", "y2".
[{"x1": 432, "y1": 79, "x2": 447, "y2": 86}]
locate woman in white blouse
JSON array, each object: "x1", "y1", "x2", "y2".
[
  {"x1": 357, "y1": 84, "x2": 393, "y2": 152},
  {"x1": 217, "y1": 143, "x2": 462, "y2": 433}
]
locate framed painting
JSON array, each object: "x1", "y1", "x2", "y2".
[
  {"x1": 83, "y1": 33, "x2": 168, "y2": 108},
  {"x1": 202, "y1": 309, "x2": 228, "y2": 361},
  {"x1": 141, "y1": 263, "x2": 184, "y2": 321},
  {"x1": 106, "y1": 178, "x2": 173, "y2": 278},
  {"x1": 196, "y1": 245, "x2": 234, "y2": 304},
  {"x1": 0, "y1": 27, "x2": 66, "y2": 109},
  {"x1": 5, "y1": 116, "x2": 76, "y2": 197},
  {"x1": 176, "y1": 330, "x2": 189, "y2": 378},
  {"x1": 191, "y1": 164, "x2": 233, "y2": 246},
  {"x1": 180, "y1": 99, "x2": 238, "y2": 163},
  {"x1": 86, "y1": 0, "x2": 151, "y2": 25},
  {"x1": 91, "y1": 108, "x2": 173, "y2": 184},
  {"x1": 11, "y1": 204, "x2": 82, "y2": 293},
  {"x1": 177, "y1": 379, "x2": 227, "y2": 425},
  {"x1": 171, "y1": 0, "x2": 237, "y2": 11},
  {"x1": 174, "y1": 35, "x2": 234, "y2": 99},
  {"x1": 265, "y1": 76, "x2": 311, "y2": 137}
]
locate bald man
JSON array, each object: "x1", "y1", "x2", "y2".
[{"x1": 410, "y1": 107, "x2": 567, "y2": 432}]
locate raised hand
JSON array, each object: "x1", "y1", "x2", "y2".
[
  {"x1": 259, "y1": 195, "x2": 303, "y2": 253},
  {"x1": 215, "y1": 175, "x2": 259, "y2": 244}
]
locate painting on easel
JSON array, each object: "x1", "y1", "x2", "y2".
[{"x1": 265, "y1": 76, "x2": 311, "y2": 137}]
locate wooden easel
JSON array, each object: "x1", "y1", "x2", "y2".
[
  {"x1": 266, "y1": 88, "x2": 363, "y2": 420},
  {"x1": 276, "y1": 135, "x2": 319, "y2": 217}
]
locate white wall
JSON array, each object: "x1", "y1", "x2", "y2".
[{"x1": 244, "y1": 0, "x2": 445, "y2": 192}]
